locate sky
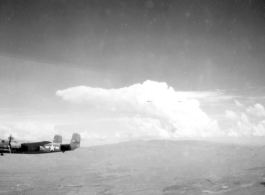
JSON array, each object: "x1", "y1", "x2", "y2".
[{"x1": 1, "y1": 0, "x2": 265, "y2": 146}]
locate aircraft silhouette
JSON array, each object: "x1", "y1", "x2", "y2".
[{"x1": 0, "y1": 133, "x2": 80, "y2": 156}]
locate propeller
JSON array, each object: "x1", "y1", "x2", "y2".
[
  {"x1": 7, "y1": 135, "x2": 14, "y2": 153},
  {"x1": 8, "y1": 135, "x2": 14, "y2": 142}
]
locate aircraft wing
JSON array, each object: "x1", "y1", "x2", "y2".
[{"x1": 21, "y1": 141, "x2": 51, "y2": 147}]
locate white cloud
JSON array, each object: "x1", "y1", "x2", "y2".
[
  {"x1": 224, "y1": 114, "x2": 253, "y2": 137},
  {"x1": 253, "y1": 120, "x2": 265, "y2": 136},
  {"x1": 236, "y1": 113, "x2": 254, "y2": 136},
  {"x1": 225, "y1": 110, "x2": 238, "y2": 120},
  {"x1": 246, "y1": 104, "x2": 265, "y2": 117},
  {"x1": 225, "y1": 112, "x2": 265, "y2": 137},
  {"x1": 57, "y1": 80, "x2": 223, "y2": 139},
  {"x1": 240, "y1": 113, "x2": 249, "y2": 123}
]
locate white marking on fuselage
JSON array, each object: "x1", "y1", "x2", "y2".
[{"x1": 44, "y1": 143, "x2": 59, "y2": 152}]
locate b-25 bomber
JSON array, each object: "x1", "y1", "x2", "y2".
[{"x1": 0, "y1": 133, "x2": 80, "y2": 156}]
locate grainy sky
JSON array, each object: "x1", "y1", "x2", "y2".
[{"x1": 1, "y1": 0, "x2": 265, "y2": 145}]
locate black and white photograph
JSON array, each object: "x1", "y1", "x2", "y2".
[{"x1": 1, "y1": 0, "x2": 265, "y2": 194}]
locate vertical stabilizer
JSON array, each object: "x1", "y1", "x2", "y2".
[
  {"x1": 53, "y1": 135, "x2": 62, "y2": 144},
  {"x1": 70, "y1": 133, "x2": 81, "y2": 149}
]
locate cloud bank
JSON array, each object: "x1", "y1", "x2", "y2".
[
  {"x1": 246, "y1": 104, "x2": 265, "y2": 117},
  {"x1": 224, "y1": 103, "x2": 265, "y2": 137},
  {"x1": 57, "y1": 80, "x2": 223, "y2": 138}
]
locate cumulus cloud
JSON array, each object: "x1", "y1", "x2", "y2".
[
  {"x1": 242, "y1": 106, "x2": 265, "y2": 136},
  {"x1": 253, "y1": 120, "x2": 265, "y2": 136},
  {"x1": 225, "y1": 114, "x2": 253, "y2": 137},
  {"x1": 225, "y1": 110, "x2": 238, "y2": 120},
  {"x1": 225, "y1": 111, "x2": 265, "y2": 137},
  {"x1": 57, "y1": 80, "x2": 223, "y2": 138},
  {"x1": 246, "y1": 104, "x2": 265, "y2": 117},
  {"x1": 236, "y1": 113, "x2": 253, "y2": 136}
]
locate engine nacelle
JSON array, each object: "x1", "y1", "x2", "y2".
[
  {"x1": 0, "y1": 148, "x2": 10, "y2": 152},
  {"x1": 60, "y1": 144, "x2": 71, "y2": 151},
  {"x1": 10, "y1": 142, "x2": 21, "y2": 149},
  {"x1": 0, "y1": 140, "x2": 9, "y2": 147}
]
